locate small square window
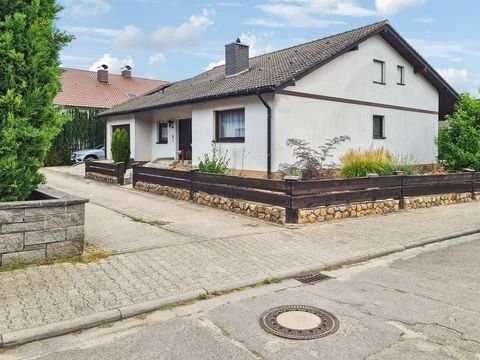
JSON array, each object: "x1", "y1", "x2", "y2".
[
  {"x1": 373, "y1": 115, "x2": 385, "y2": 139},
  {"x1": 158, "y1": 123, "x2": 168, "y2": 144},
  {"x1": 216, "y1": 109, "x2": 245, "y2": 142},
  {"x1": 373, "y1": 59, "x2": 385, "y2": 84},
  {"x1": 397, "y1": 65, "x2": 405, "y2": 85}
]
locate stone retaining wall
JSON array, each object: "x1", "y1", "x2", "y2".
[
  {"x1": 85, "y1": 172, "x2": 117, "y2": 184},
  {"x1": 0, "y1": 187, "x2": 88, "y2": 267},
  {"x1": 135, "y1": 182, "x2": 285, "y2": 224},
  {"x1": 299, "y1": 200, "x2": 400, "y2": 224},
  {"x1": 404, "y1": 192, "x2": 475, "y2": 209}
]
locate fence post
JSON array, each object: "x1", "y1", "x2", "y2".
[
  {"x1": 190, "y1": 169, "x2": 199, "y2": 201},
  {"x1": 85, "y1": 162, "x2": 89, "y2": 177},
  {"x1": 131, "y1": 163, "x2": 138, "y2": 188},
  {"x1": 399, "y1": 175, "x2": 405, "y2": 209},
  {"x1": 117, "y1": 162, "x2": 125, "y2": 185},
  {"x1": 284, "y1": 176, "x2": 299, "y2": 224}
]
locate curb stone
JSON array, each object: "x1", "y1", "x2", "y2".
[{"x1": 1, "y1": 228, "x2": 479, "y2": 348}]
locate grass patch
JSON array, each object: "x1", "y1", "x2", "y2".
[
  {"x1": 196, "y1": 293, "x2": 208, "y2": 301},
  {"x1": 263, "y1": 278, "x2": 282, "y2": 285},
  {"x1": 129, "y1": 215, "x2": 150, "y2": 224},
  {"x1": 0, "y1": 248, "x2": 113, "y2": 273}
]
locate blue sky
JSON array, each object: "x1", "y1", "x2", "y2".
[{"x1": 57, "y1": 0, "x2": 479, "y2": 96}]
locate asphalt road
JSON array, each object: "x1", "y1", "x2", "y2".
[{"x1": 3, "y1": 234, "x2": 480, "y2": 360}]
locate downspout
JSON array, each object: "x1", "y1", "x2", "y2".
[{"x1": 257, "y1": 93, "x2": 272, "y2": 178}]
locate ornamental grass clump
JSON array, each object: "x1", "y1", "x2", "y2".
[{"x1": 340, "y1": 147, "x2": 395, "y2": 178}]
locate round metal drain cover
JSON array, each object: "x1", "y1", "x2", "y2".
[{"x1": 259, "y1": 305, "x2": 339, "y2": 340}]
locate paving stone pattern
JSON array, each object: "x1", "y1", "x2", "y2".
[{"x1": 0, "y1": 200, "x2": 479, "y2": 334}]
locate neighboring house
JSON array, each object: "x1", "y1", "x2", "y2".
[
  {"x1": 98, "y1": 21, "x2": 458, "y2": 177},
  {"x1": 54, "y1": 66, "x2": 167, "y2": 110}
]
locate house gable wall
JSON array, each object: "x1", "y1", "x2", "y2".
[{"x1": 274, "y1": 35, "x2": 439, "y2": 170}]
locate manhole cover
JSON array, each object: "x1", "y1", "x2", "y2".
[{"x1": 259, "y1": 305, "x2": 339, "y2": 340}]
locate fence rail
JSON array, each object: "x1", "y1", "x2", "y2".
[
  {"x1": 85, "y1": 161, "x2": 125, "y2": 185},
  {"x1": 132, "y1": 166, "x2": 480, "y2": 224}
]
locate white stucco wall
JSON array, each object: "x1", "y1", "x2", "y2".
[
  {"x1": 191, "y1": 95, "x2": 273, "y2": 172},
  {"x1": 105, "y1": 115, "x2": 136, "y2": 160},
  {"x1": 274, "y1": 35, "x2": 440, "y2": 169}
]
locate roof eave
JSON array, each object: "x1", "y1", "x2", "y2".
[{"x1": 97, "y1": 86, "x2": 276, "y2": 119}]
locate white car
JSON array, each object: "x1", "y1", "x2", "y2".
[{"x1": 71, "y1": 145, "x2": 105, "y2": 163}]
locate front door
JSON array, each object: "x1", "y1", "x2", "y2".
[{"x1": 178, "y1": 119, "x2": 192, "y2": 161}]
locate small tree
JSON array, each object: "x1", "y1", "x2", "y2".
[
  {"x1": 111, "y1": 129, "x2": 130, "y2": 165},
  {"x1": 437, "y1": 93, "x2": 480, "y2": 172},
  {"x1": 279, "y1": 136, "x2": 351, "y2": 179},
  {"x1": 0, "y1": 0, "x2": 72, "y2": 201}
]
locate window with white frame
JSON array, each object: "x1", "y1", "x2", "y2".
[
  {"x1": 157, "y1": 122, "x2": 168, "y2": 144},
  {"x1": 215, "y1": 109, "x2": 245, "y2": 142},
  {"x1": 373, "y1": 59, "x2": 385, "y2": 84}
]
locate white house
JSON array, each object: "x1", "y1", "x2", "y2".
[{"x1": 99, "y1": 20, "x2": 458, "y2": 178}]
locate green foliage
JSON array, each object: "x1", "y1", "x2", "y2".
[
  {"x1": 0, "y1": 0, "x2": 72, "y2": 201},
  {"x1": 46, "y1": 109, "x2": 105, "y2": 166},
  {"x1": 198, "y1": 141, "x2": 230, "y2": 174},
  {"x1": 279, "y1": 136, "x2": 351, "y2": 180},
  {"x1": 340, "y1": 147, "x2": 418, "y2": 178},
  {"x1": 437, "y1": 93, "x2": 480, "y2": 172},
  {"x1": 111, "y1": 129, "x2": 130, "y2": 165}
]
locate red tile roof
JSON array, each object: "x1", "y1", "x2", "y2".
[{"x1": 54, "y1": 68, "x2": 167, "y2": 109}]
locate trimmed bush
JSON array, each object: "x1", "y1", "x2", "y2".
[
  {"x1": 111, "y1": 129, "x2": 130, "y2": 165},
  {"x1": 0, "y1": 0, "x2": 72, "y2": 201}
]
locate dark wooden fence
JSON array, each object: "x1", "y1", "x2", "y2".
[
  {"x1": 85, "y1": 161, "x2": 126, "y2": 185},
  {"x1": 132, "y1": 166, "x2": 480, "y2": 223}
]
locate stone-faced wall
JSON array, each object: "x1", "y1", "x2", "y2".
[
  {"x1": 134, "y1": 182, "x2": 285, "y2": 224},
  {"x1": 299, "y1": 200, "x2": 400, "y2": 224},
  {"x1": 404, "y1": 193, "x2": 474, "y2": 209},
  {"x1": 0, "y1": 187, "x2": 88, "y2": 267},
  {"x1": 85, "y1": 172, "x2": 117, "y2": 184}
]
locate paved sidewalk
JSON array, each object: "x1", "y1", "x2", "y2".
[{"x1": 0, "y1": 169, "x2": 479, "y2": 346}]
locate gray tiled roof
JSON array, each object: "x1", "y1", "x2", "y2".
[{"x1": 99, "y1": 21, "x2": 389, "y2": 117}]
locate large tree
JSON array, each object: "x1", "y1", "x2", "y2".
[
  {"x1": 0, "y1": 0, "x2": 71, "y2": 201},
  {"x1": 437, "y1": 93, "x2": 480, "y2": 172}
]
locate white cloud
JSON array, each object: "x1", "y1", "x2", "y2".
[
  {"x1": 89, "y1": 54, "x2": 135, "y2": 73},
  {"x1": 113, "y1": 9, "x2": 214, "y2": 50},
  {"x1": 218, "y1": 2, "x2": 243, "y2": 7},
  {"x1": 408, "y1": 38, "x2": 480, "y2": 61},
  {"x1": 247, "y1": 0, "x2": 374, "y2": 28},
  {"x1": 148, "y1": 53, "x2": 167, "y2": 65},
  {"x1": 375, "y1": 0, "x2": 426, "y2": 16},
  {"x1": 205, "y1": 59, "x2": 225, "y2": 70},
  {"x1": 61, "y1": 26, "x2": 121, "y2": 38},
  {"x1": 437, "y1": 68, "x2": 480, "y2": 95},
  {"x1": 68, "y1": 0, "x2": 111, "y2": 17},
  {"x1": 204, "y1": 32, "x2": 274, "y2": 70}
]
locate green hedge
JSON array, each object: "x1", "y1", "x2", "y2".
[{"x1": 46, "y1": 108, "x2": 105, "y2": 166}]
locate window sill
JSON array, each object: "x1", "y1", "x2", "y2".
[
  {"x1": 373, "y1": 136, "x2": 386, "y2": 140},
  {"x1": 373, "y1": 81, "x2": 386, "y2": 85},
  {"x1": 156, "y1": 141, "x2": 168, "y2": 144},
  {"x1": 216, "y1": 138, "x2": 245, "y2": 143},
  {"x1": 397, "y1": 83, "x2": 405, "y2": 86}
]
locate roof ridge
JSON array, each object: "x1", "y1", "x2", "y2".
[
  {"x1": 206, "y1": 20, "x2": 389, "y2": 71},
  {"x1": 60, "y1": 67, "x2": 166, "y2": 82}
]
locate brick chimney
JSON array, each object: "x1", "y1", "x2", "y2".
[
  {"x1": 97, "y1": 64, "x2": 109, "y2": 83},
  {"x1": 225, "y1": 38, "x2": 249, "y2": 77},
  {"x1": 121, "y1": 65, "x2": 132, "y2": 78}
]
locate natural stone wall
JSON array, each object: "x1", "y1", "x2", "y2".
[
  {"x1": 134, "y1": 182, "x2": 285, "y2": 224},
  {"x1": 135, "y1": 181, "x2": 190, "y2": 201},
  {"x1": 404, "y1": 193, "x2": 474, "y2": 209},
  {"x1": 0, "y1": 187, "x2": 88, "y2": 267},
  {"x1": 85, "y1": 172, "x2": 117, "y2": 184},
  {"x1": 193, "y1": 192, "x2": 285, "y2": 224},
  {"x1": 299, "y1": 200, "x2": 400, "y2": 224}
]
